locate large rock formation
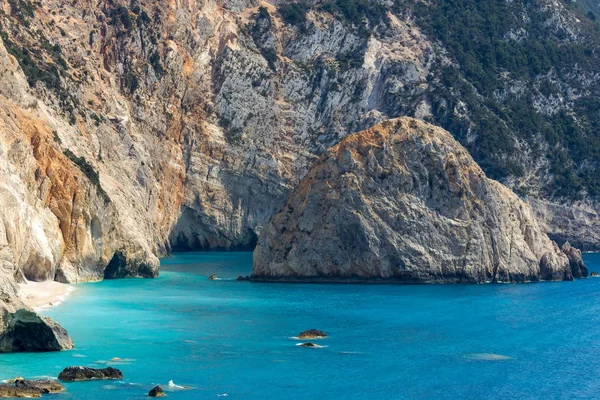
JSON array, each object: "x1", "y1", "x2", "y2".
[
  {"x1": 0, "y1": 298, "x2": 74, "y2": 352},
  {"x1": 252, "y1": 118, "x2": 583, "y2": 283}
]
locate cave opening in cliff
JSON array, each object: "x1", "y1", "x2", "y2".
[{"x1": 168, "y1": 206, "x2": 258, "y2": 252}]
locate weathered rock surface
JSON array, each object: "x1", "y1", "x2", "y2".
[
  {"x1": 253, "y1": 118, "x2": 577, "y2": 283},
  {"x1": 58, "y1": 366, "x2": 123, "y2": 381},
  {"x1": 148, "y1": 386, "x2": 166, "y2": 397},
  {"x1": 299, "y1": 342, "x2": 318, "y2": 347},
  {"x1": 14, "y1": 379, "x2": 64, "y2": 394},
  {"x1": 0, "y1": 379, "x2": 64, "y2": 398},
  {"x1": 561, "y1": 242, "x2": 588, "y2": 278},
  {"x1": 0, "y1": 302, "x2": 74, "y2": 352},
  {"x1": 297, "y1": 329, "x2": 328, "y2": 339}
]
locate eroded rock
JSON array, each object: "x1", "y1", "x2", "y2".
[
  {"x1": 0, "y1": 378, "x2": 64, "y2": 398},
  {"x1": 561, "y1": 242, "x2": 588, "y2": 278},
  {"x1": 148, "y1": 386, "x2": 166, "y2": 397},
  {"x1": 297, "y1": 329, "x2": 328, "y2": 339},
  {"x1": 0, "y1": 308, "x2": 73, "y2": 352},
  {"x1": 252, "y1": 118, "x2": 574, "y2": 283},
  {"x1": 58, "y1": 366, "x2": 123, "y2": 381}
]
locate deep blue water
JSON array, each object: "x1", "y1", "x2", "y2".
[{"x1": 2, "y1": 252, "x2": 600, "y2": 399}]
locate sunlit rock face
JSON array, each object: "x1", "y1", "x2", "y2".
[{"x1": 252, "y1": 118, "x2": 575, "y2": 283}]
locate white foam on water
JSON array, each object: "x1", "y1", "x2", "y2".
[
  {"x1": 102, "y1": 385, "x2": 117, "y2": 390},
  {"x1": 166, "y1": 380, "x2": 191, "y2": 391},
  {"x1": 466, "y1": 353, "x2": 513, "y2": 361}
]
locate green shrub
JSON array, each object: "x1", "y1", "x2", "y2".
[{"x1": 63, "y1": 149, "x2": 109, "y2": 202}]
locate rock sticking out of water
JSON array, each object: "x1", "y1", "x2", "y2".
[
  {"x1": 561, "y1": 242, "x2": 588, "y2": 278},
  {"x1": 0, "y1": 378, "x2": 64, "y2": 397},
  {"x1": 299, "y1": 342, "x2": 319, "y2": 347},
  {"x1": 208, "y1": 274, "x2": 218, "y2": 280},
  {"x1": 58, "y1": 366, "x2": 123, "y2": 381},
  {"x1": 148, "y1": 385, "x2": 166, "y2": 397},
  {"x1": 297, "y1": 329, "x2": 328, "y2": 339}
]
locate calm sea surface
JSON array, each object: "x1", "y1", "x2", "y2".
[{"x1": 2, "y1": 252, "x2": 600, "y2": 399}]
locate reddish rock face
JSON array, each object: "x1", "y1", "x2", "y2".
[{"x1": 252, "y1": 118, "x2": 578, "y2": 283}]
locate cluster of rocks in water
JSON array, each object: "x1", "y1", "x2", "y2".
[
  {"x1": 0, "y1": 366, "x2": 167, "y2": 398},
  {"x1": 297, "y1": 329, "x2": 328, "y2": 348}
]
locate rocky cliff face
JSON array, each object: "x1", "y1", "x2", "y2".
[
  {"x1": 0, "y1": 0, "x2": 597, "y2": 348},
  {"x1": 252, "y1": 118, "x2": 585, "y2": 283},
  {"x1": 1, "y1": 0, "x2": 598, "y2": 265}
]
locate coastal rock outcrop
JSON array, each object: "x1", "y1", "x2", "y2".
[
  {"x1": 297, "y1": 330, "x2": 328, "y2": 339},
  {"x1": 148, "y1": 386, "x2": 166, "y2": 397},
  {"x1": 0, "y1": 379, "x2": 64, "y2": 397},
  {"x1": 0, "y1": 303, "x2": 73, "y2": 352},
  {"x1": 561, "y1": 242, "x2": 588, "y2": 278},
  {"x1": 252, "y1": 118, "x2": 577, "y2": 283},
  {"x1": 58, "y1": 366, "x2": 123, "y2": 382}
]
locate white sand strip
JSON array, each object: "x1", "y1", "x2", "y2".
[{"x1": 18, "y1": 280, "x2": 76, "y2": 311}]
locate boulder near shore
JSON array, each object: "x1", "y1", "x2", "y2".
[{"x1": 0, "y1": 378, "x2": 64, "y2": 398}]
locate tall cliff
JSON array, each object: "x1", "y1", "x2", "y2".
[
  {"x1": 252, "y1": 118, "x2": 584, "y2": 283},
  {"x1": 0, "y1": 0, "x2": 597, "y2": 347}
]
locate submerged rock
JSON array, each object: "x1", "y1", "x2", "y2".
[
  {"x1": 299, "y1": 342, "x2": 318, "y2": 347},
  {"x1": 252, "y1": 118, "x2": 575, "y2": 283},
  {"x1": 561, "y1": 242, "x2": 588, "y2": 278},
  {"x1": 297, "y1": 329, "x2": 328, "y2": 339},
  {"x1": 58, "y1": 366, "x2": 123, "y2": 381},
  {"x1": 0, "y1": 379, "x2": 64, "y2": 397},
  {"x1": 148, "y1": 385, "x2": 166, "y2": 397},
  {"x1": 236, "y1": 276, "x2": 250, "y2": 281}
]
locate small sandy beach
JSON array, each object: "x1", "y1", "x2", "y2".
[{"x1": 18, "y1": 280, "x2": 76, "y2": 311}]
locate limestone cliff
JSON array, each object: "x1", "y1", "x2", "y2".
[{"x1": 252, "y1": 118, "x2": 585, "y2": 283}]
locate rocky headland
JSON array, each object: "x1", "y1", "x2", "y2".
[{"x1": 252, "y1": 118, "x2": 587, "y2": 283}]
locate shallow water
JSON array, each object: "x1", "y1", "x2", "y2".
[{"x1": 2, "y1": 252, "x2": 600, "y2": 399}]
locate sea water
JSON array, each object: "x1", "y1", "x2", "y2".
[{"x1": 2, "y1": 252, "x2": 600, "y2": 399}]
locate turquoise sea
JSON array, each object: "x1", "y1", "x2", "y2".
[{"x1": 2, "y1": 252, "x2": 600, "y2": 399}]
